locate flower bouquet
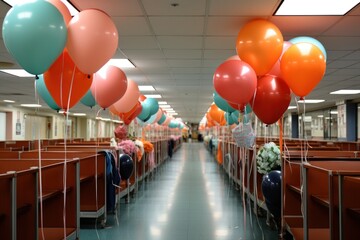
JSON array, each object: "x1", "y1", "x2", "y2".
[{"x1": 256, "y1": 142, "x2": 281, "y2": 174}]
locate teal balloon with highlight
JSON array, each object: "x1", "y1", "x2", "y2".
[
  {"x1": 225, "y1": 112, "x2": 236, "y2": 125},
  {"x1": 157, "y1": 114, "x2": 166, "y2": 124},
  {"x1": 35, "y1": 75, "x2": 60, "y2": 111},
  {"x1": 81, "y1": 90, "x2": 97, "y2": 108},
  {"x1": 213, "y1": 92, "x2": 236, "y2": 113},
  {"x1": 143, "y1": 98, "x2": 159, "y2": 115},
  {"x1": 138, "y1": 102, "x2": 150, "y2": 121},
  {"x1": 2, "y1": 0, "x2": 67, "y2": 75},
  {"x1": 289, "y1": 36, "x2": 327, "y2": 60}
]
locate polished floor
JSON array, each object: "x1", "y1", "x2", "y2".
[{"x1": 80, "y1": 142, "x2": 278, "y2": 240}]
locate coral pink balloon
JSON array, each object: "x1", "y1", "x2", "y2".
[
  {"x1": 213, "y1": 60, "x2": 257, "y2": 106},
  {"x1": 66, "y1": 9, "x2": 118, "y2": 74},
  {"x1": 162, "y1": 117, "x2": 172, "y2": 126},
  {"x1": 47, "y1": 0, "x2": 72, "y2": 24},
  {"x1": 267, "y1": 41, "x2": 292, "y2": 78},
  {"x1": 91, "y1": 65, "x2": 127, "y2": 109},
  {"x1": 226, "y1": 55, "x2": 240, "y2": 61},
  {"x1": 113, "y1": 79, "x2": 140, "y2": 113},
  {"x1": 154, "y1": 109, "x2": 163, "y2": 123}
]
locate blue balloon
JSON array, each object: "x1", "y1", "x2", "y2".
[
  {"x1": 261, "y1": 170, "x2": 281, "y2": 218},
  {"x1": 143, "y1": 98, "x2": 159, "y2": 115},
  {"x1": 80, "y1": 90, "x2": 97, "y2": 108},
  {"x1": 35, "y1": 75, "x2": 60, "y2": 111},
  {"x1": 213, "y1": 92, "x2": 236, "y2": 113},
  {"x1": 289, "y1": 36, "x2": 327, "y2": 60},
  {"x1": 169, "y1": 120, "x2": 179, "y2": 128},
  {"x1": 119, "y1": 154, "x2": 134, "y2": 180},
  {"x1": 138, "y1": 102, "x2": 150, "y2": 121},
  {"x1": 2, "y1": 0, "x2": 67, "y2": 75},
  {"x1": 157, "y1": 114, "x2": 166, "y2": 124}
]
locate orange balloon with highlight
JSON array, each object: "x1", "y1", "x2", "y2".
[
  {"x1": 236, "y1": 19, "x2": 283, "y2": 76},
  {"x1": 280, "y1": 42, "x2": 326, "y2": 98},
  {"x1": 209, "y1": 104, "x2": 225, "y2": 124}
]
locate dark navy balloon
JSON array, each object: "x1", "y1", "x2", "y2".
[
  {"x1": 119, "y1": 154, "x2": 134, "y2": 180},
  {"x1": 261, "y1": 170, "x2": 281, "y2": 218}
]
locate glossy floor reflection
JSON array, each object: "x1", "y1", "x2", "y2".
[{"x1": 80, "y1": 142, "x2": 278, "y2": 240}]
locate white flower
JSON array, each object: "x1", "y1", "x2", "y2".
[{"x1": 256, "y1": 142, "x2": 281, "y2": 174}]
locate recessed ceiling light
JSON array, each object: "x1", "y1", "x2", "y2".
[
  {"x1": 139, "y1": 85, "x2": 155, "y2": 91},
  {"x1": 160, "y1": 105, "x2": 171, "y2": 108},
  {"x1": 330, "y1": 111, "x2": 338, "y2": 115},
  {"x1": 106, "y1": 59, "x2": 135, "y2": 68},
  {"x1": 73, "y1": 113, "x2": 86, "y2": 116},
  {"x1": 287, "y1": 106, "x2": 297, "y2": 109},
  {"x1": 3, "y1": 0, "x2": 80, "y2": 15},
  {"x1": 20, "y1": 104, "x2": 42, "y2": 108},
  {"x1": 298, "y1": 99, "x2": 325, "y2": 103},
  {"x1": 274, "y1": 0, "x2": 360, "y2": 16},
  {"x1": 144, "y1": 94, "x2": 162, "y2": 99},
  {"x1": 3, "y1": 100, "x2": 15, "y2": 103},
  {"x1": 158, "y1": 101, "x2": 167, "y2": 105},
  {"x1": 330, "y1": 89, "x2": 360, "y2": 94},
  {"x1": 0, "y1": 69, "x2": 34, "y2": 77}
]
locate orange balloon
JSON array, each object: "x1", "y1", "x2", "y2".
[
  {"x1": 44, "y1": 49, "x2": 93, "y2": 110},
  {"x1": 236, "y1": 19, "x2": 283, "y2": 76},
  {"x1": 209, "y1": 104, "x2": 225, "y2": 124},
  {"x1": 139, "y1": 95, "x2": 147, "y2": 102},
  {"x1": 119, "y1": 101, "x2": 141, "y2": 121},
  {"x1": 280, "y1": 43, "x2": 326, "y2": 98}
]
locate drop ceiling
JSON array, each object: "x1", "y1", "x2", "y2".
[{"x1": 1, "y1": 0, "x2": 360, "y2": 123}]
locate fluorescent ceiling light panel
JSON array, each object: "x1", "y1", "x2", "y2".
[
  {"x1": 159, "y1": 105, "x2": 171, "y2": 108},
  {"x1": 317, "y1": 115, "x2": 324, "y2": 118},
  {"x1": 330, "y1": 111, "x2": 338, "y2": 115},
  {"x1": 298, "y1": 99, "x2": 325, "y2": 103},
  {"x1": 73, "y1": 113, "x2": 86, "y2": 116},
  {"x1": 20, "y1": 104, "x2": 41, "y2": 108},
  {"x1": 287, "y1": 106, "x2": 297, "y2": 109},
  {"x1": 3, "y1": 1, "x2": 79, "y2": 15},
  {"x1": 158, "y1": 101, "x2": 167, "y2": 105},
  {"x1": 144, "y1": 94, "x2": 162, "y2": 99},
  {"x1": 139, "y1": 85, "x2": 155, "y2": 91},
  {"x1": 3, "y1": 100, "x2": 15, "y2": 103},
  {"x1": 168, "y1": 113, "x2": 178, "y2": 116},
  {"x1": 0, "y1": 69, "x2": 34, "y2": 77},
  {"x1": 106, "y1": 59, "x2": 135, "y2": 68},
  {"x1": 330, "y1": 89, "x2": 360, "y2": 94},
  {"x1": 166, "y1": 110, "x2": 176, "y2": 113},
  {"x1": 275, "y1": 0, "x2": 360, "y2": 16}
]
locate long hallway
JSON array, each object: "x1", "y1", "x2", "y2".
[{"x1": 80, "y1": 142, "x2": 278, "y2": 240}]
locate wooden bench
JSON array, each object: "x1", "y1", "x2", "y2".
[{"x1": 0, "y1": 159, "x2": 79, "y2": 240}]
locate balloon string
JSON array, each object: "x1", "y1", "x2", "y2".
[
  {"x1": 60, "y1": 52, "x2": 65, "y2": 112},
  {"x1": 38, "y1": 133, "x2": 45, "y2": 240}
]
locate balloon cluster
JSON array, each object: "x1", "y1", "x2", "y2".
[
  {"x1": 211, "y1": 19, "x2": 326, "y2": 125},
  {"x1": 3, "y1": 0, "x2": 124, "y2": 112}
]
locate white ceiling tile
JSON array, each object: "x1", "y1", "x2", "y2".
[
  {"x1": 317, "y1": 36, "x2": 360, "y2": 51},
  {"x1": 203, "y1": 50, "x2": 237, "y2": 59},
  {"x1": 204, "y1": 37, "x2": 236, "y2": 49},
  {"x1": 142, "y1": 0, "x2": 206, "y2": 15},
  {"x1": 327, "y1": 51, "x2": 353, "y2": 60},
  {"x1": 163, "y1": 50, "x2": 202, "y2": 59},
  {"x1": 119, "y1": 36, "x2": 159, "y2": 49},
  {"x1": 112, "y1": 17, "x2": 152, "y2": 36},
  {"x1": 331, "y1": 68, "x2": 360, "y2": 76},
  {"x1": 323, "y1": 16, "x2": 360, "y2": 36},
  {"x1": 206, "y1": 17, "x2": 251, "y2": 36},
  {"x1": 157, "y1": 36, "x2": 203, "y2": 49},
  {"x1": 149, "y1": 17, "x2": 205, "y2": 35},
  {"x1": 203, "y1": 59, "x2": 223, "y2": 68},
  {"x1": 173, "y1": 74, "x2": 202, "y2": 80},
  {"x1": 170, "y1": 68, "x2": 203, "y2": 74},
  {"x1": 327, "y1": 60, "x2": 359, "y2": 69},
  {"x1": 209, "y1": 0, "x2": 278, "y2": 16},
  {"x1": 167, "y1": 60, "x2": 202, "y2": 68},
  {"x1": 131, "y1": 59, "x2": 168, "y2": 68},
  {"x1": 73, "y1": 0, "x2": 143, "y2": 16},
  {"x1": 270, "y1": 16, "x2": 341, "y2": 36},
  {"x1": 122, "y1": 49, "x2": 165, "y2": 59},
  {"x1": 341, "y1": 51, "x2": 360, "y2": 60}
]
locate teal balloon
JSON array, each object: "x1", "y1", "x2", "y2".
[
  {"x1": 2, "y1": 0, "x2": 67, "y2": 75},
  {"x1": 80, "y1": 90, "x2": 97, "y2": 108},
  {"x1": 213, "y1": 92, "x2": 236, "y2": 113},
  {"x1": 231, "y1": 110, "x2": 240, "y2": 123},
  {"x1": 35, "y1": 75, "x2": 60, "y2": 111},
  {"x1": 145, "y1": 113, "x2": 157, "y2": 124},
  {"x1": 244, "y1": 104, "x2": 252, "y2": 114},
  {"x1": 158, "y1": 114, "x2": 166, "y2": 124},
  {"x1": 289, "y1": 36, "x2": 327, "y2": 60},
  {"x1": 169, "y1": 120, "x2": 179, "y2": 129},
  {"x1": 143, "y1": 98, "x2": 159, "y2": 115},
  {"x1": 138, "y1": 102, "x2": 150, "y2": 121},
  {"x1": 225, "y1": 112, "x2": 236, "y2": 125}
]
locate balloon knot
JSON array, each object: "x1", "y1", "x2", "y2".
[
  {"x1": 87, "y1": 75, "x2": 91, "y2": 79},
  {"x1": 300, "y1": 97, "x2": 304, "y2": 101},
  {"x1": 35, "y1": 75, "x2": 39, "y2": 80}
]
